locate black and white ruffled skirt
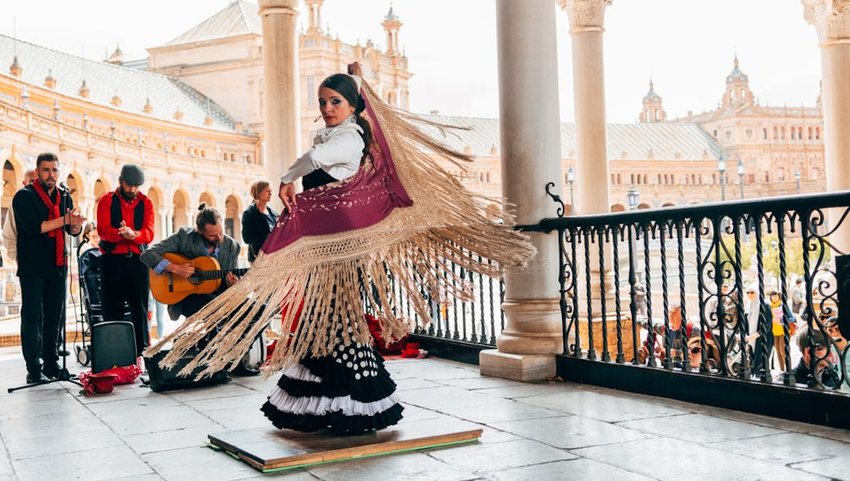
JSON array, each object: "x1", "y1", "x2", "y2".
[{"x1": 261, "y1": 341, "x2": 404, "y2": 434}]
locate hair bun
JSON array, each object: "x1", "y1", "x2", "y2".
[{"x1": 198, "y1": 203, "x2": 206, "y2": 211}]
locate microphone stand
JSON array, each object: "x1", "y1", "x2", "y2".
[{"x1": 8, "y1": 183, "x2": 82, "y2": 392}]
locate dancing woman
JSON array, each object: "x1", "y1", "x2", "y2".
[
  {"x1": 146, "y1": 62, "x2": 535, "y2": 433},
  {"x1": 264, "y1": 65, "x2": 402, "y2": 433}
]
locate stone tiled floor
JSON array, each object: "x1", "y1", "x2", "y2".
[{"x1": 1, "y1": 346, "x2": 849, "y2": 481}]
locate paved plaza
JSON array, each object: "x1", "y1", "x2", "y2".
[{"x1": 0, "y1": 346, "x2": 849, "y2": 481}]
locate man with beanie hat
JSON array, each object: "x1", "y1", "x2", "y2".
[{"x1": 96, "y1": 164, "x2": 155, "y2": 357}]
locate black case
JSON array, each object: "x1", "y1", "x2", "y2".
[{"x1": 144, "y1": 349, "x2": 230, "y2": 393}]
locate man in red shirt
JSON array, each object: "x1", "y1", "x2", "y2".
[{"x1": 97, "y1": 164, "x2": 155, "y2": 356}]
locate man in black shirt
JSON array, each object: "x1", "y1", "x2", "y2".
[{"x1": 13, "y1": 153, "x2": 85, "y2": 383}]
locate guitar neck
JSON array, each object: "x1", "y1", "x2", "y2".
[{"x1": 196, "y1": 267, "x2": 250, "y2": 281}]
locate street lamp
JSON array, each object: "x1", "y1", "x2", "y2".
[
  {"x1": 718, "y1": 155, "x2": 727, "y2": 201},
  {"x1": 795, "y1": 168, "x2": 802, "y2": 194},
  {"x1": 626, "y1": 186, "x2": 642, "y2": 341},
  {"x1": 627, "y1": 186, "x2": 640, "y2": 211},
  {"x1": 567, "y1": 166, "x2": 576, "y2": 215},
  {"x1": 737, "y1": 158, "x2": 745, "y2": 200}
]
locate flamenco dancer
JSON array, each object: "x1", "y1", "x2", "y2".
[{"x1": 145, "y1": 62, "x2": 535, "y2": 434}]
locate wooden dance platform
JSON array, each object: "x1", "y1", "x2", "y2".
[{"x1": 207, "y1": 420, "x2": 483, "y2": 472}]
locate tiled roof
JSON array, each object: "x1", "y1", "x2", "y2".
[
  {"x1": 0, "y1": 34, "x2": 239, "y2": 132},
  {"x1": 419, "y1": 114, "x2": 723, "y2": 161},
  {"x1": 165, "y1": 1, "x2": 262, "y2": 46}
]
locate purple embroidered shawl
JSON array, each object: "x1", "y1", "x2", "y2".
[{"x1": 261, "y1": 95, "x2": 413, "y2": 254}]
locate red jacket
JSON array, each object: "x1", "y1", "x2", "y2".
[{"x1": 96, "y1": 190, "x2": 155, "y2": 255}]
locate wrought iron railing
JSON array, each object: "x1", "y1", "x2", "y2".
[
  {"x1": 366, "y1": 256, "x2": 506, "y2": 347},
  {"x1": 522, "y1": 191, "x2": 850, "y2": 392}
]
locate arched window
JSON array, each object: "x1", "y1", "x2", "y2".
[
  {"x1": 780, "y1": 126, "x2": 786, "y2": 139},
  {"x1": 773, "y1": 127, "x2": 778, "y2": 139},
  {"x1": 808, "y1": 127, "x2": 813, "y2": 140}
]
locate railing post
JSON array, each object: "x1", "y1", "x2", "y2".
[{"x1": 628, "y1": 223, "x2": 639, "y2": 365}]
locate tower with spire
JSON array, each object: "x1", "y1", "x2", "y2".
[
  {"x1": 721, "y1": 55, "x2": 754, "y2": 110},
  {"x1": 382, "y1": 4, "x2": 402, "y2": 56},
  {"x1": 106, "y1": 44, "x2": 124, "y2": 65},
  {"x1": 639, "y1": 79, "x2": 666, "y2": 123},
  {"x1": 305, "y1": 0, "x2": 324, "y2": 35}
]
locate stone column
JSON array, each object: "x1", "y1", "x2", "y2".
[
  {"x1": 161, "y1": 209, "x2": 173, "y2": 239},
  {"x1": 479, "y1": 0, "x2": 564, "y2": 382},
  {"x1": 258, "y1": 0, "x2": 300, "y2": 210},
  {"x1": 559, "y1": 0, "x2": 621, "y2": 360},
  {"x1": 82, "y1": 197, "x2": 95, "y2": 224},
  {"x1": 561, "y1": 0, "x2": 613, "y2": 218},
  {"x1": 804, "y1": 0, "x2": 850, "y2": 251}
]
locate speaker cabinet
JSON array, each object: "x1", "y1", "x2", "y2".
[{"x1": 91, "y1": 321, "x2": 137, "y2": 373}]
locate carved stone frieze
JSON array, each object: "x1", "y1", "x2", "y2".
[
  {"x1": 803, "y1": 0, "x2": 850, "y2": 44},
  {"x1": 559, "y1": 0, "x2": 613, "y2": 32}
]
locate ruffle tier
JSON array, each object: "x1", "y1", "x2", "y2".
[{"x1": 261, "y1": 343, "x2": 403, "y2": 434}]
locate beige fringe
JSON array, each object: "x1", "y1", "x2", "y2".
[{"x1": 144, "y1": 80, "x2": 536, "y2": 379}]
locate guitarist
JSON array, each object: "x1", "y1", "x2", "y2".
[{"x1": 140, "y1": 204, "x2": 241, "y2": 321}]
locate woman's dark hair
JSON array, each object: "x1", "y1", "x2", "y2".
[
  {"x1": 320, "y1": 73, "x2": 372, "y2": 162},
  {"x1": 195, "y1": 203, "x2": 221, "y2": 231}
]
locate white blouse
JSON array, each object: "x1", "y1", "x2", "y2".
[{"x1": 280, "y1": 121, "x2": 364, "y2": 184}]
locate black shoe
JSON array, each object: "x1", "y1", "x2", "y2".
[
  {"x1": 42, "y1": 363, "x2": 61, "y2": 379},
  {"x1": 58, "y1": 349, "x2": 70, "y2": 357},
  {"x1": 26, "y1": 372, "x2": 50, "y2": 383}
]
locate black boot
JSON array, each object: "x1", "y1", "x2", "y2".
[
  {"x1": 42, "y1": 362, "x2": 62, "y2": 379},
  {"x1": 26, "y1": 371, "x2": 50, "y2": 383}
]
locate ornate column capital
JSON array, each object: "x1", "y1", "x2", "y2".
[
  {"x1": 258, "y1": 0, "x2": 298, "y2": 17},
  {"x1": 803, "y1": 0, "x2": 850, "y2": 45},
  {"x1": 559, "y1": 0, "x2": 613, "y2": 33}
]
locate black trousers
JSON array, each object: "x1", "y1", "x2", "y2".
[
  {"x1": 101, "y1": 254, "x2": 150, "y2": 356},
  {"x1": 751, "y1": 333, "x2": 773, "y2": 375},
  {"x1": 180, "y1": 294, "x2": 217, "y2": 320},
  {"x1": 19, "y1": 276, "x2": 65, "y2": 374}
]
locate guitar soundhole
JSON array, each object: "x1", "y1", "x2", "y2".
[{"x1": 189, "y1": 273, "x2": 203, "y2": 286}]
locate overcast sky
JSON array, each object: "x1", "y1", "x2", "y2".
[{"x1": 1, "y1": 0, "x2": 822, "y2": 123}]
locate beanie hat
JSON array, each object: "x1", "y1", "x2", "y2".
[{"x1": 120, "y1": 164, "x2": 145, "y2": 186}]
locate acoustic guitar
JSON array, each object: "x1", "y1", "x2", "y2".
[{"x1": 149, "y1": 253, "x2": 249, "y2": 305}]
